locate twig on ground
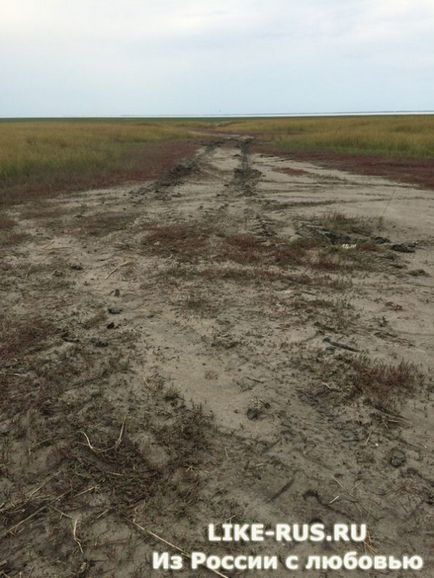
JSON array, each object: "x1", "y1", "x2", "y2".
[
  {"x1": 72, "y1": 518, "x2": 84, "y2": 554},
  {"x1": 105, "y1": 261, "x2": 132, "y2": 279},
  {"x1": 0, "y1": 505, "x2": 46, "y2": 539},
  {"x1": 128, "y1": 519, "x2": 229, "y2": 578},
  {"x1": 75, "y1": 485, "x2": 99, "y2": 498},
  {"x1": 79, "y1": 418, "x2": 126, "y2": 454},
  {"x1": 79, "y1": 430, "x2": 99, "y2": 453},
  {"x1": 323, "y1": 336, "x2": 359, "y2": 352},
  {"x1": 246, "y1": 376, "x2": 263, "y2": 383},
  {"x1": 27, "y1": 473, "x2": 57, "y2": 498},
  {"x1": 268, "y1": 472, "x2": 298, "y2": 502},
  {"x1": 114, "y1": 418, "x2": 126, "y2": 450},
  {"x1": 0, "y1": 490, "x2": 70, "y2": 540},
  {"x1": 364, "y1": 529, "x2": 378, "y2": 555},
  {"x1": 49, "y1": 506, "x2": 84, "y2": 554}
]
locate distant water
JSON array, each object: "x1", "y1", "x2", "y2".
[{"x1": 121, "y1": 111, "x2": 434, "y2": 119}]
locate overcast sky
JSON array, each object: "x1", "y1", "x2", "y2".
[{"x1": 1, "y1": 0, "x2": 433, "y2": 117}]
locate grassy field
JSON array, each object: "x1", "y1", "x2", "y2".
[
  {"x1": 218, "y1": 115, "x2": 434, "y2": 157},
  {"x1": 1, "y1": 115, "x2": 433, "y2": 207},
  {"x1": 0, "y1": 119, "x2": 204, "y2": 206}
]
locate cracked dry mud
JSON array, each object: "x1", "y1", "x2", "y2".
[{"x1": 1, "y1": 138, "x2": 433, "y2": 577}]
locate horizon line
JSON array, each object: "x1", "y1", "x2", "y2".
[{"x1": 1, "y1": 109, "x2": 434, "y2": 120}]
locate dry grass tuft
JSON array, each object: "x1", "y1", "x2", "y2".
[
  {"x1": 349, "y1": 356, "x2": 425, "y2": 406},
  {"x1": 316, "y1": 211, "x2": 380, "y2": 236}
]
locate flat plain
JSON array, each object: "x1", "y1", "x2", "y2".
[{"x1": 1, "y1": 117, "x2": 433, "y2": 577}]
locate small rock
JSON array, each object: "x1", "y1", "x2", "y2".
[
  {"x1": 61, "y1": 332, "x2": 79, "y2": 343},
  {"x1": 212, "y1": 334, "x2": 238, "y2": 349},
  {"x1": 385, "y1": 301, "x2": 403, "y2": 311},
  {"x1": 324, "y1": 336, "x2": 359, "y2": 352},
  {"x1": 373, "y1": 236, "x2": 390, "y2": 244},
  {"x1": 246, "y1": 399, "x2": 270, "y2": 420},
  {"x1": 70, "y1": 263, "x2": 84, "y2": 271},
  {"x1": 108, "y1": 307, "x2": 122, "y2": 315},
  {"x1": 91, "y1": 338, "x2": 109, "y2": 348},
  {"x1": 114, "y1": 288, "x2": 120, "y2": 297},
  {"x1": 391, "y1": 243, "x2": 416, "y2": 253},
  {"x1": 425, "y1": 492, "x2": 434, "y2": 505},
  {"x1": 325, "y1": 231, "x2": 352, "y2": 245},
  {"x1": 342, "y1": 430, "x2": 359, "y2": 442},
  {"x1": 106, "y1": 322, "x2": 116, "y2": 329},
  {"x1": 389, "y1": 448, "x2": 406, "y2": 468},
  {"x1": 408, "y1": 269, "x2": 429, "y2": 277},
  {"x1": 247, "y1": 407, "x2": 261, "y2": 420},
  {"x1": 77, "y1": 562, "x2": 88, "y2": 578}
]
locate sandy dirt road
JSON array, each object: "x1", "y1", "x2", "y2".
[{"x1": 1, "y1": 138, "x2": 433, "y2": 577}]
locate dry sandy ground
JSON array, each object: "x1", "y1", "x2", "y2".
[{"x1": 1, "y1": 138, "x2": 433, "y2": 577}]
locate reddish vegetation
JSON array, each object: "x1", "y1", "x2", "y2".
[
  {"x1": 146, "y1": 223, "x2": 210, "y2": 259},
  {"x1": 0, "y1": 141, "x2": 200, "y2": 207},
  {"x1": 255, "y1": 143, "x2": 434, "y2": 190},
  {"x1": 276, "y1": 167, "x2": 308, "y2": 176},
  {"x1": 0, "y1": 217, "x2": 17, "y2": 230},
  {"x1": 0, "y1": 318, "x2": 55, "y2": 361}
]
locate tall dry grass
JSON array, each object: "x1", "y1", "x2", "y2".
[
  {"x1": 0, "y1": 119, "x2": 203, "y2": 205},
  {"x1": 0, "y1": 120, "x2": 197, "y2": 185},
  {"x1": 218, "y1": 115, "x2": 434, "y2": 157}
]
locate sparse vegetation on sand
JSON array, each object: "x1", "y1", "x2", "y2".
[{"x1": 1, "y1": 132, "x2": 433, "y2": 576}]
